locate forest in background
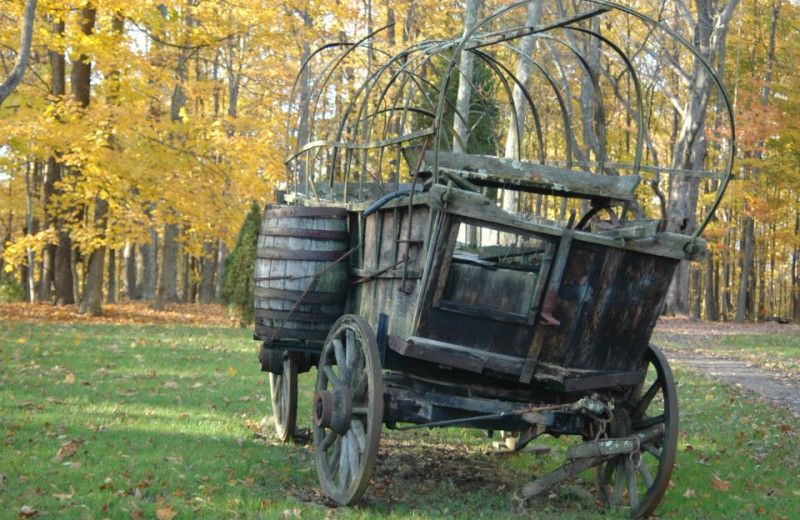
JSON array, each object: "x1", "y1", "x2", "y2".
[{"x1": 1, "y1": 0, "x2": 799, "y2": 322}]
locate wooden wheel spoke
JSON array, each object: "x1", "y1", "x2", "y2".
[
  {"x1": 625, "y1": 456, "x2": 639, "y2": 509},
  {"x1": 346, "y1": 430, "x2": 360, "y2": 479},
  {"x1": 637, "y1": 456, "x2": 655, "y2": 488},
  {"x1": 345, "y1": 330, "x2": 357, "y2": 369},
  {"x1": 329, "y1": 436, "x2": 342, "y2": 474},
  {"x1": 642, "y1": 441, "x2": 661, "y2": 459},
  {"x1": 323, "y1": 365, "x2": 341, "y2": 388},
  {"x1": 599, "y1": 458, "x2": 615, "y2": 486},
  {"x1": 321, "y1": 430, "x2": 337, "y2": 451},
  {"x1": 352, "y1": 372, "x2": 367, "y2": 399},
  {"x1": 351, "y1": 420, "x2": 366, "y2": 453},
  {"x1": 337, "y1": 436, "x2": 350, "y2": 487},
  {"x1": 633, "y1": 413, "x2": 665, "y2": 431},
  {"x1": 612, "y1": 458, "x2": 625, "y2": 506},
  {"x1": 333, "y1": 338, "x2": 347, "y2": 378},
  {"x1": 633, "y1": 379, "x2": 662, "y2": 418}
]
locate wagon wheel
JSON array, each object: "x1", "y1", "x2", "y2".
[
  {"x1": 269, "y1": 355, "x2": 298, "y2": 443},
  {"x1": 312, "y1": 315, "x2": 384, "y2": 505},
  {"x1": 596, "y1": 344, "x2": 678, "y2": 519}
]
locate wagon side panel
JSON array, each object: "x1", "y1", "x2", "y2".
[
  {"x1": 534, "y1": 242, "x2": 678, "y2": 373},
  {"x1": 351, "y1": 204, "x2": 431, "y2": 338}
]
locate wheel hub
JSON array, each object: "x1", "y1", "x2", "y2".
[
  {"x1": 313, "y1": 386, "x2": 352, "y2": 434},
  {"x1": 608, "y1": 406, "x2": 632, "y2": 438}
]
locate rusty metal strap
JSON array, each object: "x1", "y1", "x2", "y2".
[
  {"x1": 261, "y1": 227, "x2": 350, "y2": 241},
  {"x1": 256, "y1": 248, "x2": 345, "y2": 261},
  {"x1": 253, "y1": 286, "x2": 345, "y2": 304}
]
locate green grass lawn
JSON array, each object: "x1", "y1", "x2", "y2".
[{"x1": 2, "y1": 320, "x2": 799, "y2": 519}]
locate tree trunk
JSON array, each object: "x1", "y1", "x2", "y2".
[
  {"x1": 39, "y1": 158, "x2": 58, "y2": 303},
  {"x1": 452, "y1": 0, "x2": 480, "y2": 153},
  {"x1": 139, "y1": 234, "x2": 158, "y2": 300},
  {"x1": 704, "y1": 252, "x2": 718, "y2": 321},
  {"x1": 49, "y1": 17, "x2": 74, "y2": 305},
  {"x1": 79, "y1": 200, "x2": 108, "y2": 316},
  {"x1": 53, "y1": 231, "x2": 75, "y2": 305},
  {"x1": 199, "y1": 241, "x2": 217, "y2": 304},
  {"x1": 215, "y1": 239, "x2": 227, "y2": 301},
  {"x1": 24, "y1": 162, "x2": 37, "y2": 302},
  {"x1": 107, "y1": 249, "x2": 116, "y2": 304},
  {"x1": 181, "y1": 250, "x2": 191, "y2": 303},
  {"x1": 735, "y1": 216, "x2": 754, "y2": 323},
  {"x1": 691, "y1": 268, "x2": 702, "y2": 319},
  {"x1": 793, "y1": 209, "x2": 800, "y2": 322},
  {"x1": 124, "y1": 241, "x2": 137, "y2": 300},
  {"x1": 502, "y1": 2, "x2": 540, "y2": 214},
  {"x1": 154, "y1": 223, "x2": 180, "y2": 309},
  {"x1": 0, "y1": 0, "x2": 38, "y2": 105},
  {"x1": 664, "y1": 0, "x2": 739, "y2": 315},
  {"x1": 74, "y1": 4, "x2": 102, "y2": 316},
  {"x1": 403, "y1": 0, "x2": 417, "y2": 43}
]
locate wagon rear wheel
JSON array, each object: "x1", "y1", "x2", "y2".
[
  {"x1": 312, "y1": 315, "x2": 383, "y2": 505},
  {"x1": 596, "y1": 344, "x2": 678, "y2": 519},
  {"x1": 269, "y1": 355, "x2": 298, "y2": 443}
]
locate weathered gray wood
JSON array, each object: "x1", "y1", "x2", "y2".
[
  {"x1": 350, "y1": 202, "x2": 431, "y2": 340},
  {"x1": 441, "y1": 261, "x2": 538, "y2": 317},
  {"x1": 566, "y1": 438, "x2": 638, "y2": 460},
  {"x1": 254, "y1": 206, "x2": 349, "y2": 343},
  {"x1": 425, "y1": 151, "x2": 641, "y2": 201},
  {"x1": 519, "y1": 456, "x2": 606, "y2": 500},
  {"x1": 427, "y1": 184, "x2": 705, "y2": 261},
  {"x1": 389, "y1": 336, "x2": 524, "y2": 377}
]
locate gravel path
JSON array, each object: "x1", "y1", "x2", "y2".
[
  {"x1": 653, "y1": 321, "x2": 800, "y2": 418},
  {"x1": 663, "y1": 348, "x2": 800, "y2": 418}
]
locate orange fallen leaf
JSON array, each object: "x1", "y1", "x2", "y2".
[
  {"x1": 64, "y1": 373, "x2": 75, "y2": 384},
  {"x1": 155, "y1": 505, "x2": 177, "y2": 520},
  {"x1": 53, "y1": 486, "x2": 75, "y2": 500},
  {"x1": 54, "y1": 439, "x2": 84, "y2": 461},
  {"x1": 711, "y1": 475, "x2": 730, "y2": 492}
]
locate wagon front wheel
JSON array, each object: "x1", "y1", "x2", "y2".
[
  {"x1": 596, "y1": 344, "x2": 678, "y2": 519},
  {"x1": 312, "y1": 315, "x2": 383, "y2": 505},
  {"x1": 269, "y1": 355, "x2": 298, "y2": 443}
]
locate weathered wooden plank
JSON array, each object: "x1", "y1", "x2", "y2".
[
  {"x1": 441, "y1": 261, "x2": 538, "y2": 317},
  {"x1": 389, "y1": 336, "x2": 524, "y2": 377},
  {"x1": 427, "y1": 184, "x2": 705, "y2": 260},
  {"x1": 425, "y1": 151, "x2": 641, "y2": 201}
]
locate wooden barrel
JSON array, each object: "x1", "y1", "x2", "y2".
[{"x1": 254, "y1": 205, "x2": 350, "y2": 343}]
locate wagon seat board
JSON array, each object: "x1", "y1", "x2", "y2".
[{"x1": 421, "y1": 151, "x2": 641, "y2": 202}]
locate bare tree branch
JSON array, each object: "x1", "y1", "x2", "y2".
[{"x1": 0, "y1": 0, "x2": 38, "y2": 106}]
